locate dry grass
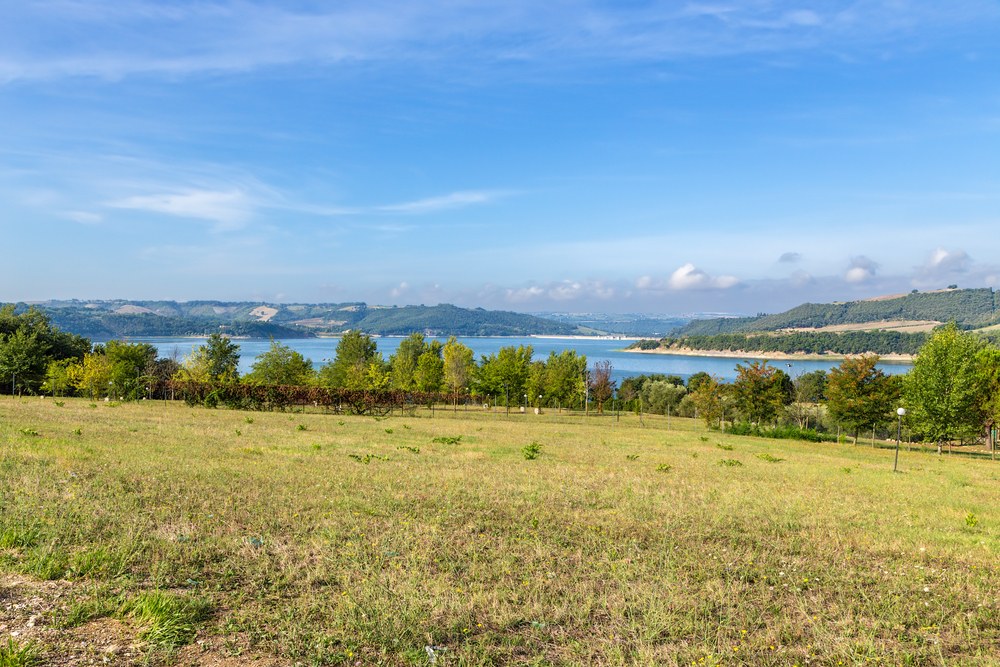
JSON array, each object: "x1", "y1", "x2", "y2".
[{"x1": 0, "y1": 397, "x2": 997, "y2": 665}]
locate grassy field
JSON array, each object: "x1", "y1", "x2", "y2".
[{"x1": 0, "y1": 398, "x2": 997, "y2": 666}]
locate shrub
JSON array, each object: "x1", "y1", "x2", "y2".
[{"x1": 522, "y1": 441, "x2": 542, "y2": 460}]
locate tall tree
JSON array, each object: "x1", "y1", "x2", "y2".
[
  {"x1": 825, "y1": 354, "x2": 899, "y2": 443},
  {"x1": 390, "y1": 333, "x2": 428, "y2": 390},
  {"x1": 903, "y1": 324, "x2": 985, "y2": 451},
  {"x1": 690, "y1": 375, "x2": 725, "y2": 428},
  {"x1": 473, "y1": 345, "x2": 533, "y2": 403},
  {"x1": 542, "y1": 350, "x2": 587, "y2": 406}
]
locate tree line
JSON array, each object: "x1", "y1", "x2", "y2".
[{"x1": 2, "y1": 306, "x2": 997, "y2": 451}]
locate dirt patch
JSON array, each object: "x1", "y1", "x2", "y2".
[
  {"x1": 1, "y1": 575, "x2": 286, "y2": 666},
  {"x1": 781, "y1": 320, "x2": 941, "y2": 334}
]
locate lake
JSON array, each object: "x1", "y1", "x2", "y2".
[{"x1": 125, "y1": 336, "x2": 913, "y2": 383}]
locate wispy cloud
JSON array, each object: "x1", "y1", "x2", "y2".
[
  {"x1": 377, "y1": 190, "x2": 506, "y2": 214},
  {"x1": 107, "y1": 188, "x2": 254, "y2": 230},
  {"x1": 3, "y1": 1, "x2": 997, "y2": 82}
]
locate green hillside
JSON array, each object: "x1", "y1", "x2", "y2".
[
  {"x1": 675, "y1": 287, "x2": 998, "y2": 336},
  {"x1": 21, "y1": 300, "x2": 578, "y2": 338}
]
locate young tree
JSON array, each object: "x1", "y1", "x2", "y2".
[
  {"x1": 105, "y1": 340, "x2": 158, "y2": 399},
  {"x1": 442, "y1": 337, "x2": 475, "y2": 396},
  {"x1": 543, "y1": 350, "x2": 587, "y2": 407},
  {"x1": 642, "y1": 380, "x2": 686, "y2": 415},
  {"x1": 690, "y1": 375, "x2": 725, "y2": 428},
  {"x1": 825, "y1": 354, "x2": 899, "y2": 443},
  {"x1": 588, "y1": 360, "x2": 616, "y2": 414},
  {"x1": 390, "y1": 333, "x2": 428, "y2": 391},
  {"x1": 244, "y1": 340, "x2": 315, "y2": 386},
  {"x1": 904, "y1": 324, "x2": 985, "y2": 451},
  {"x1": 202, "y1": 333, "x2": 241, "y2": 381},
  {"x1": 414, "y1": 349, "x2": 445, "y2": 392},
  {"x1": 731, "y1": 360, "x2": 793, "y2": 425},
  {"x1": 473, "y1": 345, "x2": 533, "y2": 404},
  {"x1": 318, "y1": 330, "x2": 382, "y2": 389}
]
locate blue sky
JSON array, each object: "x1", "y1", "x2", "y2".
[{"x1": 2, "y1": 1, "x2": 1000, "y2": 315}]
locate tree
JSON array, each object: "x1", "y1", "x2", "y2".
[
  {"x1": 0, "y1": 305, "x2": 90, "y2": 394},
  {"x1": 442, "y1": 337, "x2": 475, "y2": 396},
  {"x1": 202, "y1": 333, "x2": 241, "y2": 382},
  {"x1": 794, "y1": 370, "x2": 827, "y2": 403},
  {"x1": 588, "y1": 360, "x2": 616, "y2": 413},
  {"x1": 105, "y1": 340, "x2": 158, "y2": 399},
  {"x1": 318, "y1": 330, "x2": 382, "y2": 389},
  {"x1": 75, "y1": 353, "x2": 113, "y2": 399},
  {"x1": 473, "y1": 345, "x2": 533, "y2": 403},
  {"x1": 687, "y1": 371, "x2": 713, "y2": 393},
  {"x1": 244, "y1": 340, "x2": 315, "y2": 386},
  {"x1": 731, "y1": 360, "x2": 793, "y2": 425},
  {"x1": 825, "y1": 354, "x2": 899, "y2": 443},
  {"x1": 414, "y1": 349, "x2": 445, "y2": 392},
  {"x1": 390, "y1": 333, "x2": 428, "y2": 391},
  {"x1": 642, "y1": 380, "x2": 686, "y2": 415},
  {"x1": 903, "y1": 324, "x2": 984, "y2": 451},
  {"x1": 690, "y1": 375, "x2": 725, "y2": 428},
  {"x1": 542, "y1": 350, "x2": 587, "y2": 406}
]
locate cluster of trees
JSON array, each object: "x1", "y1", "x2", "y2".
[{"x1": 641, "y1": 330, "x2": 928, "y2": 356}]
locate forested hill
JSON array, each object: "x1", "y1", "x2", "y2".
[
  {"x1": 675, "y1": 288, "x2": 999, "y2": 336},
  {"x1": 17, "y1": 300, "x2": 580, "y2": 338}
]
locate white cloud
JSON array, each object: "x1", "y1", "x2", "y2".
[
  {"x1": 107, "y1": 188, "x2": 253, "y2": 230},
  {"x1": 845, "y1": 255, "x2": 878, "y2": 283},
  {"x1": 378, "y1": 190, "x2": 505, "y2": 214},
  {"x1": 390, "y1": 281, "x2": 410, "y2": 299},
  {"x1": 778, "y1": 251, "x2": 802, "y2": 264},
  {"x1": 63, "y1": 210, "x2": 102, "y2": 224},
  {"x1": 504, "y1": 279, "x2": 617, "y2": 304},
  {"x1": 666, "y1": 263, "x2": 740, "y2": 291}
]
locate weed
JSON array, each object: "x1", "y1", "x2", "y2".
[
  {"x1": 312, "y1": 443, "x2": 322, "y2": 451},
  {"x1": 403, "y1": 424, "x2": 411, "y2": 430},
  {"x1": 234, "y1": 429, "x2": 242, "y2": 436},
  {"x1": 0, "y1": 524, "x2": 40, "y2": 549},
  {"x1": 626, "y1": 454, "x2": 639, "y2": 461},
  {"x1": 656, "y1": 464, "x2": 672, "y2": 472},
  {"x1": 432, "y1": 435, "x2": 463, "y2": 445},
  {"x1": 72, "y1": 428, "x2": 82, "y2": 436},
  {"x1": 756, "y1": 453, "x2": 784, "y2": 463},
  {"x1": 348, "y1": 453, "x2": 388, "y2": 464},
  {"x1": 385, "y1": 428, "x2": 394, "y2": 434},
  {"x1": 965, "y1": 512, "x2": 979, "y2": 528},
  {"x1": 699, "y1": 436, "x2": 709, "y2": 442},
  {"x1": 244, "y1": 416, "x2": 254, "y2": 424},
  {"x1": 54, "y1": 401, "x2": 64, "y2": 407},
  {"x1": 119, "y1": 590, "x2": 212, "y2": 649},
  {"x1": 19, "y1": 428, "x2": 39, "y2": 437},
  {"x1": 296, "y1": 424, "x2": 307, "y2": 431},
  {"x1": 398, "y1": 446, "x2": 420, "y2": 454},
  {"x1": 0, "y1": 638, "x2": 39, "y2": 667},
  {"x1": 841, "y1": 467, "x2": 852, "y2": 473},
  {"x1": 717, "y1": 459, "x2": 743, "y2": 467},
  {"x1": 522, "y1": 441, "x2": 542, "y2": 460},
  {"x1": 88, "y1": 403, "x2": 97, "y2": 408},
  {"x1": 338, "y1": 420, "x2": 345, "y2": 426},
  {"x1": 716, "y1": 443, "x2": 734, "y2": 451}
]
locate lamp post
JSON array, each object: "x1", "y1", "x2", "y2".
[{"x1": 894, "y1": 407, "x2": 906, "y2": 472}]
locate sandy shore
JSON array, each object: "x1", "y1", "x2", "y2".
[{"x1": 627, "y1": 346, "x2": 914, "y2": 363}]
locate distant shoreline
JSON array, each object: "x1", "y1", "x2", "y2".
[{"x1": 627, "y1": 346, "x2": 915, "y2": 363}]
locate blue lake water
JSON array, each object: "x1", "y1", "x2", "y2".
[{"x1": 127, "y1": 336, "x2": 913, "y2": 384}]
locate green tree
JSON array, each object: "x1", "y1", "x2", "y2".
[
  {"x1": 474, "y1": 345, "x2": 533, "y2": 403},
  {"x1": 202, "y1": 333, "x2": 240, "y2": 381},
  {"x1": 390, "y1": 333, "x2": 428, "y2": 390},
  {"x1": 642, "y1": 380, "x2": 686, "y2": 415},
  {"x1": 414, "y1": 349, "x2": 445, "y2": 392},
  {"x1": 75, "y1": 353, "x2": 113, "y2": 399},
  {"x1": 245, "y1": 340, "x2": 315, "y2": 386},
  {"x1": 690, "y1": 375, "x2": 725, "y2": 428},
  {"x1": 686, "y1": 371, "x2": 712, "y2": 393},
  {"x1": 319, "y1": 330, "x2": 382, "y2": 390},
  {"x1": 542, "y1": 350, "x2": 587, "y2": 407},
  {"x1": 825, "y1": 354, "x2": 899, "y2": 443},
  {"x1": 442, "y1": 337, "x2": 475, "y2": 396},
  {"x1": 42, "y1": 359, "x2": 75, "y2": 396},
  {"x1": 105, "y1": 340, "x2": 158, "y2": 399},
  {"x1": 731, "y1": 360, "x2": 793, "y2": 425},
  {"x1": 903, "y1": 324, "x2": 985, "y2": 452}
]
